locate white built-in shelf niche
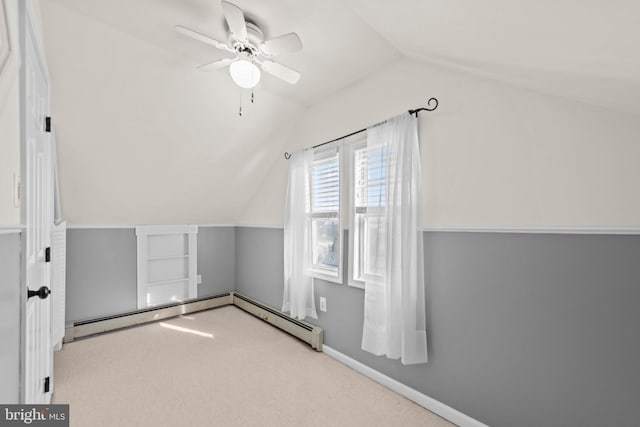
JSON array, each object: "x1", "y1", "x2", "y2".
[{"x1": 136, "y1": 225, "x2": 198, "y2": 309}]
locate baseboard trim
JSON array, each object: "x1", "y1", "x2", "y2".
[{"x1": 322, "y1": 345, "x2": 488, "y2": 427}]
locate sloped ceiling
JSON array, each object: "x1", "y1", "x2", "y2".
[
  {"x1": 46, "y1": 0, "x2": 640, "y2": 116},
  {"x1": 44, "y1": 0, "x2": 402, "y2": 107},
  {"x1": 39, "y1": 0, "x2": 401, "y2": 224},
  {"x1": 345, "y1": 0, "x2": 640, "y2": 114},
  {"x1": 39, "y1": 0, "x2": 639, "y2": 224}
]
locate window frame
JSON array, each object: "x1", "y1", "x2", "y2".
[
  {"x1": 348, "y1": 137, "x2": 388, "y2": 289},
  {"x1": 309, "y1": 142, "x2": 344, "y2": 284}
]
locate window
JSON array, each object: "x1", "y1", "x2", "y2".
[
  {"x1": 305, "y1": 137, "x2": 390, "y2": 287},
  {"x1": 310, "y1": 143, "x2": 343, "y2": 283},
  {"x1": 349, "y1": 139, "x2": 388, "y2": 288}
]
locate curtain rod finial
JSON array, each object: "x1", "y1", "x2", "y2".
[{"x1": 408, "y1": 97, "x2": 439, "y2": 116}]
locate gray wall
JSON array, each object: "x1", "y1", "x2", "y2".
[
  {"x1": 197, "y1": 226, "x2": 235, "y2": 298},
  {"x1": 0, "y1": 232, "x2": 21, "y2": 403},
  {"x1": 66, "y1": 227, "x2": 235, "y2": 321},
  {"x1": 66, "y1": 228, "x2": 137, "y2": 321},
  {"x1": 234, "y1": 227, "x2": 640, "y2": 427},
  {"x1": 235, "y1": 227, "x2": 284, "y2": 306}
]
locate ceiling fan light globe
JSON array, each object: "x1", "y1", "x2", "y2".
[{"x1": 229, "y1": 59, "x2": 261, "y2": 89}]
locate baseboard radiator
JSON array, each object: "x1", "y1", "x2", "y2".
[
  {"x1": 64, "y1": 293, "x2": 233, "y2": 342},
  {"x1": 231, "y1": 292, "x2": 323, "y2": 351},
  {"x1": 64, "y1": 291, "x2": 323, "y2": 352}
]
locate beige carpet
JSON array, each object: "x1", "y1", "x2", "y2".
[{"x1": 53, "y1": 306, "x2": 453, "y2": 427}]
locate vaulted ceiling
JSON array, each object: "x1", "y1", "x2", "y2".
[
  {"x1": 46, "y1": 0, "x2": 640, "y2": 114},
  {"x1": 38, "y1": 0, "x2": 639, "y2": 224},
  {"x1": 42, "y1": 0, "x2": 401, "y2": 108},
  {"x1": 346, "y1": 0, "x2": 640, "y2": 115}
]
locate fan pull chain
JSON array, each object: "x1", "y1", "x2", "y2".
[
  {"x1": 239, "y1": 88, "x2": 243, "y2": 116},
  {"x1": 251, "y1": 88, "x2": 254, "y2": 103}
]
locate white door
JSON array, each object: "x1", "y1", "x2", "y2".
[{"x1": 23, "y1": 11, "x2": 53, "y2": 404}]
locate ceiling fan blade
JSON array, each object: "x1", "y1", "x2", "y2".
[
  {"x1": 221, "y1": 1, "x2": 247, "y2": 43},
  {"x1": 176, "y1": 25, "x2": 233, "y2": 52},
  {"x1": 260, "y1": 33, "x2": 303, "y2": 56},
  {"x1": 197, "y1": 58, "x2": 235, "y2": 71},
  {"x1": 260, "y1": 60, "x2": 301, "y2": 84}
]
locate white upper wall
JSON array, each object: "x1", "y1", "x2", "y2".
[
  {"x1": 0, "y1": 83, "x2": 20, "y2": 225},
  {"x1": 0, "y1": 0, "x2": 20, "y2": 225},
  {"x1": 239, "y1": 58, "x2": 640, "y2": 228}
]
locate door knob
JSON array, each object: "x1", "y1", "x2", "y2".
[{"x1": 27, "y1": 286, "x2": 51, "y2": 300}]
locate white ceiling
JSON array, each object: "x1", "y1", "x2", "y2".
[
  {"x1": 47, "y1": 0, "x2": 640, "y2": 114},
  {"x1": 46, "y1": 0, "x2": 402, "y2": 107},
  {"x1": 345, "y1": 0, "x2": 640, "y2": 114}
]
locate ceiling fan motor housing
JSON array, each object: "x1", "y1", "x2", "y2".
[{"x1": 228, "y1": 21, "x2": 264, "y2": 58}]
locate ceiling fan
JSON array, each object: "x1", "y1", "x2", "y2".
[{"x1": 176, "y1": 1, "x2": 303, "y2": 89}]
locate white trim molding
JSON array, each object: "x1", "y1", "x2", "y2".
[
  {"x1": 67, "y1": 224, "x2": 237, "y2": 229},
  {"x1": 0, "y1": 224, "x2": 24, "y2": 234},
  {"x1": 67, "y1": 224, "x2": 136, "y2": 229},
  {"x1": 66, "y1": 224, "x2": 640, "y2": 235},
  {"x1": 234, "y1": 224, "x2": 285, "y2": 229},
  {"x1": 420, "y1": 226, "x2": 640, "y2": 235},
  {"x1": 0, "y1": 228, "x2": 22, "y2": 235},
  {"x1": 322, "y1": 345, "x2": 489, "y2": 427}
]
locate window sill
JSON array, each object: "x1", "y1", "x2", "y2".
[
  {"x1": 347, "y1": 280, "x2": 365, "y2": 290},
  {"x1": 311, "y1": 270, "x2": 343, "y2": 285}
]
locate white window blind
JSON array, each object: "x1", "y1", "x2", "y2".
[
  {"x1": 310, "y1": 143, "x2": 343, "y2": 283},
  {"x1": 312, "y1": 149, "x2": 340, "y2": 213}
]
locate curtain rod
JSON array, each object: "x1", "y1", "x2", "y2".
[{"x1": 283, "y1": 98, "x2": 438, "y2": 160}]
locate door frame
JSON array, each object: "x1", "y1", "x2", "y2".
[{"x1": 19, "y1": 0, "x2": 51, "y2": 404}]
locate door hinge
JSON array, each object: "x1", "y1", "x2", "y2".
[
  {"x1": 44, "y1": 377, "x2": 50, "y2": 393},
  {"x1": 45, "y1": 116, "x2": 52, "y2": 133},
  {"x1": 45, "y1": 246, "x2": 51, "y2": 263}
]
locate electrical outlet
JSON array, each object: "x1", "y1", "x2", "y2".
[
  {"x1": 319, "y1": 297, "x2": 327, "y2": 312},
  {"x1": 197, "y1": 274, "x2": 202, "y2": 284}
]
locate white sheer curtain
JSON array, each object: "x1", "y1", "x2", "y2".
[
  {"x1": 282, "y1": 149, "x2": 318, "y2": 320},
  {"x1": 361, "y1": 113, "x2": 428, "y2": 365}
]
